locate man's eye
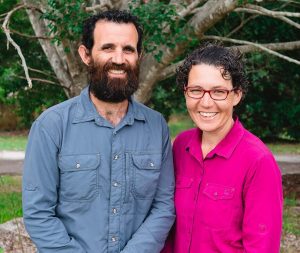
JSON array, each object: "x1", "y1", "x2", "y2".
[
  {"x1": 123, "y1": 47, "x2": 135, "y2": 53},
  {"x1": 102, "y1": 46, "x2": 113, "y2": 51}
]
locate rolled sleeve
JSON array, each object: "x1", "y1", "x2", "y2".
[{"x1": 242, "y1": 154, "x2": 283, "y2": 253}]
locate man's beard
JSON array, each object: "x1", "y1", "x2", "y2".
[{"x1": 88, "y1": 59, "x2": 139, "y2": 103}]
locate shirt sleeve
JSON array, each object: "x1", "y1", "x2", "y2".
[
  {"x1": 121, "y1": 117, "x2": 176, "y2": 253},
  {"x1": 22, "y1": 118, "x2": 86, "y2": 252},
  {"x1": 242, "y1": 154, "x2": 283, "y2": 252}
]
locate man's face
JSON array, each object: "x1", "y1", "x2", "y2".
[{"x1": 87, "y1": 21, "x2": 140, "y2": 102}]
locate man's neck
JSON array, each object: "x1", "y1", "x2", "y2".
[{"x1": 90, "y1": 93, "x2": 129, "y2": 126}]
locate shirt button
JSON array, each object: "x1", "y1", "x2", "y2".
[
  {"x1": 113, "y1": 182, "x2": 119, "y2": 187},
  {"x1": 113, "y1": 155, "x2": 119, "y2": 160},
  {"x1": 111, "y1": 236, "x2": 117, "y2": 242},
  {"x1": 112, "y1": 208, "x2": 117, "y2": 214},
  {"x1": 149, "y1": 162, "x2": 154, "y2": 167},
  {"x1": 76, "y1": 163, "x2": 80, "y2": 169}
]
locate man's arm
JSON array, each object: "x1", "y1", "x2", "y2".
[
  {"x1": 121, "y1": 118, "x2": 175, "y2": 253},
  {"x1": 22, "y1": 117, "x2": 86, "y2": 252},
  {"x1": 242, "y1": 154, "x2": 283, "y2": 252}
]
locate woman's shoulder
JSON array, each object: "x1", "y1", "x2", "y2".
[
  {"x1": 173, "y1": 128, "x2": 198, "y2": 146},
  {"x1": 241, "y1": 128, "x2": 274, "y2": 158}
]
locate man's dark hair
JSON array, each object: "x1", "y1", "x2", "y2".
[
  {"x1": 176, "y1": 42, "x2": 249, "y2": 96},
  {"x1": 81, "y1": 10, "x2": 143, "y2": 55}
]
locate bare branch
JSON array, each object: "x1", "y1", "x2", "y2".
[
  {"x1": 226, "y1": 15, "x2": 258, "y2": 37},
  {"x1": 233, "y1": 40, "x2": 300, "y2": 53},
  {"x1": 178, "y1": 0, "x2": 206, "y2": 18},
  {"x1": 245, "y1": 4, "x2": 300, "y2": 18},
  {"x1": 235, "y1": 5, "x2": 300, "y2": 30},
  {"x1": 10, "y1": 28, "x2": 53, "y2": 40},
  {"x1": 27, "y1": 67, "x2": 57, "y2": 79},
  {"x1": 158, "y1": 39, "x2": 300, "y2": 82},
  {"x1": 158, "y1": 62, "x2": 181, "y2": 81},
  {"x1": 85, "y1": 2, "x2": 113, "y2": 12},
  {"x1": 13, "y1": 74, "x2": 70, "y2": 89},
  {"x1": 203, "y1": 35, "x2": 300, "y2": 65},
  {"x1": 2, "y1": 4, "x2": 32, "y2": 88}
]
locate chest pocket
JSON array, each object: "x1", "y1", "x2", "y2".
[
  {"x1": 131, "y1": 153, "x2": 162, "y2": 199},
  {"x1": 58, "y1": 153, "x2": 100, "y2": 202},
  {"x1": 200, "y1": 183, "x2": 235, "y2": 228}
]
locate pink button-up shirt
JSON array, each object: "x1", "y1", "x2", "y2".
[{"x1": 163, "y1": 118, "x2": 283, "y2": 253}]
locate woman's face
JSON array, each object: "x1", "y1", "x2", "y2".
[{"x1": 185, "y1": 64, "x2": 242, "y2": 137}]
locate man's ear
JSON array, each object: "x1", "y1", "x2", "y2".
[{"x1": 78, "y1": 45, "x2": 91, "y2": 66}]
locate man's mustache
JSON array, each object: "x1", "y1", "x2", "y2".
[{"x1": 103, "y1": 62, "x2": 131, "y2": 72}]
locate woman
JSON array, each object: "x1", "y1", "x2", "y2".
[{"x1": 163, "y1": 43, "x2": 283, "y2": 253}]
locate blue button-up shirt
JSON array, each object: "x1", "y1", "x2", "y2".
[{"x1": 22, "y1": 87, "x2": 175, "y2": 253}]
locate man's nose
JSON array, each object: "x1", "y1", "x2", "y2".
[{"x1": 112, "y1": 51, "x2": 125, "y2": 64}]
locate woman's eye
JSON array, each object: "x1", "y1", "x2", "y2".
[
  {"x1": 213, "y1": 89, "x2": 226, "y2": 94},
  {"x1": 191, "y1": 89, "x2": 202, "y2": 94}
]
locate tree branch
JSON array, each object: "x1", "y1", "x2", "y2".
[
  {"x1": 85, "y1": 2, "x2": 113, "y2": 12},
  {"x1": 10, "y1": 28, "x2": 53, "y2": 39},
  {"x1": 226, "y1": 15, "x2": 258, "y2": 38},
  {"x1": 244, "y1": 4, "x2": 300, "y2": 18},
  {"x1": 13, "y1": 74, "x2": 70, "y2": 90},
  {"x1": 203, "y1": 35, "x2": 300, "y2": 65},
  {"x1": 178, "y1": 0, "x2": 205, "y2": 18},
  {"x1": 158, "y1": 39, "x2": 300, "y2": 82},
  {"x1": 235, "y1": 4, "x2": 300, "y2": 30},
  {"x1": 2, "y1": 4, "x2": 32, "y2": 88}
]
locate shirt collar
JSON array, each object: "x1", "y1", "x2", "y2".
[
  {"x1": 207, "y1": 117, "x2": 245, "y2": 159},
  {"x1": 73, "y1": 86, "x2": 146, "y2": 124},
  {"x1": 185, "y1": 117, "x2": 245, "y2": 160}
]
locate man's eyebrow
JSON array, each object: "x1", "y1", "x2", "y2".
[
  {"x1": 100, "y1": 43, "x2": 115, "y2": 49},
  {"x1": 123, "y1": 45, "x2": 136, "y2": 51}
]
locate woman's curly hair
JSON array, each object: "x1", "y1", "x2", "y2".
[{"x1": 176, "y1": 42, "x2": 249, "y2": 98}]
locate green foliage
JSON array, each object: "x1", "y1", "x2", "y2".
[
  {"x1": 0, "y1": 0, "x2": 67, "y2": 128},
  {"x1": 148, "y1": 76, "x2": 186, "y2": 121},
  {"x1": 129, "y1": 0, "x2": 186, "y2": 61},
  {"x1": 236, "y1": 52, "x2": 300, "y2": 141},
  {"x1": 41, "y1": 0, "x2": 88, "y2": 45},
  {"x1": 168, "y1": 114, "x2": 195, "y2": 139},
  {"x1": 151, "y1": 1, "x2": 300, "y2": 141}
]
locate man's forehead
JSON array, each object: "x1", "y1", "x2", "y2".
[{"x1": 93, "y1": 20, "x2": 138, "y2": 46}]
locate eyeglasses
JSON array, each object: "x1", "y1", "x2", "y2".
[{"x1": 184, "y1": 86, "x2": 237, "y2": 101}]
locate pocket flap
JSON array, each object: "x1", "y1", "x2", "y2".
[
  {"x1": 132, "y1": 154, "x2": 161, "y2": 170},
  {"x1": 58, "y1": 153, "x2": 100, "y2": 172},
  {"x1": 203, "y1": 183, "x2": 235, "y2": 200},
  {"x1": 176, "y1": 176, "x2": 193, "y2": 188}
]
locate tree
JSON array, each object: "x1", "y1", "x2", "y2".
[{"x1": 2, "y1": 0, "x2": 300, "y2": 104}]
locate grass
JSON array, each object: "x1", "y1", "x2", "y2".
[
  {"x1": 0, "y1": 116, "x2": 300, "y2": 154},
  {"x1": 0, "y1": 175, "x2": 298, "y2": 237},
  {"x1": 0, "y1": 135, "x2": 27, "y2": 151},
  {"x1": 0, "y1": 175, "x2": 23, "y2": 224},
  {"x1": 168, "y1": 114, "x2": 195, "y2": 139},
  {"x1": 283, "y1": 197, "x2": 300, "y2": 236},
  {"x1": 267, "y1": 143, "x2": 300, "y2": 155}
]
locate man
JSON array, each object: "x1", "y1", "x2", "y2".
[{"x1": 22, "y1": 10, "x2": 175, "y2": 253}]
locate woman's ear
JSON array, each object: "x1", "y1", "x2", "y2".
[
  {"x1": 78, "y1": 45, "x2": 91, "y2": 66},
  {"x1": 233, "y1": 89, "x2": 243, "y2": 106}
]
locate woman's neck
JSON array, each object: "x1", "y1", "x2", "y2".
[{"x1": 201, "y1": 118, "x2": 234, "y2": 158}]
